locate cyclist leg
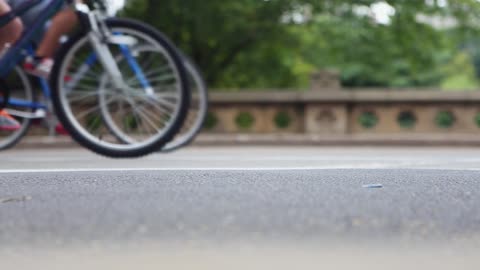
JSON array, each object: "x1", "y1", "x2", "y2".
[
  {"x1": 25, "y1": 2, "x2": 80, "y2": 78},
  {"x1": 0, "y1": 0, "x2": 23, "y2": 50},
  {"x1": 20, "y1": 1, "x2": 80, "y2": 135},
  {"x1": 36, "y1": 8, "x2": 78, "y2": 58}
]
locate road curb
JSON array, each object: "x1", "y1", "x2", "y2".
[
  {"x1": 17, "y1": 137, "x2": 79, "y2": 149},
  {"x1": 15, "y1": 134, "x2": 480, "y2": 149},
  {"x1": 194, "y1": 134, "x2": 480, "y2": 147}
]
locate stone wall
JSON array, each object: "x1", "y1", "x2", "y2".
[{"x1": 205, "y1": 71, "x2": 480, "y2": 135}]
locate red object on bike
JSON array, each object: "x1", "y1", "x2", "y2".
[{"x1": 55, "y1": 123, "x2": 69, "y2": 136}]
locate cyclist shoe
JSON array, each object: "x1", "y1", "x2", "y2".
[
  {"x1": 23, "y1": 56, "x2": 54, "y2": 79},
  {"x1": 0, "y1": 110, "x2": 21, "y2": 131}
]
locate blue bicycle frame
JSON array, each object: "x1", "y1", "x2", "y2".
[{"x1": 8, "y1": 46, "x2": 51, "y2": 111}]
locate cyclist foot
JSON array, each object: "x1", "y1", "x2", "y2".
[
  {"x1": 0, "y1": 110, "x2": 21, "y2": 131},
  {"x1": 23, "y1": 56, "x2": 54, "y2": 79}
]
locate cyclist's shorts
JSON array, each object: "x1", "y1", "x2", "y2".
[
  {"x1": 7, "y1": 0, "x2": 49, "y2": 27},
  {"x1": 6, "y1": 0, "x2": 67, "y2": 43},
  {"x1": 6, "y1": 0, "x2": 51, "y2": 27}
]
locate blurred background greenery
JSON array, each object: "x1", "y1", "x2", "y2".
[{"x1": 121, "y1": 0, "x2": 480, "y2": 90}]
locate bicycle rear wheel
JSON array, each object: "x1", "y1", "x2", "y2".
[
  {"x1": 161, "y1": 57, "x2": 208, "y2": 152},
  {"x1": 50, "y1": 19, "x2": 190, "y2": 158},
  {"x1": 0, "y1": 67, "x2": 34, "y2": 150}
]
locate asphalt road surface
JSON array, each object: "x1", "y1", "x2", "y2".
[{"x1": 1, "y1": 146, "x2": 480, "y2": 269}]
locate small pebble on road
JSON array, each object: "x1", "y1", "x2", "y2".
[
  {"x1": 362, "y1": 184, "x2": 383, "y2": 189},
  {"x1": 0, "y1": 196, "x2": 32, "y2": 204}
]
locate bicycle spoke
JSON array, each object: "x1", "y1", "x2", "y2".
[
  {"x1": 75, "y1": 95, "x2": 116, "y2": 120},
  {"x1": 137, "y1": 104, "x2": 165, "y2": 124},
  {"x1": 134, "y1": 112, "x2": 153, "y2": 138},
  {"x1": 124, "y1": 66, "x2": 173, "y2": 84},
  {"x1": 134, "y1": 94, "x2": 176, "y2": 115},
  {"x1": 132, "y1": 106, "x2": 162, "y2": 133},
  {"x1": 66, "y1": 91, "x2": 99, "y2": 103}
]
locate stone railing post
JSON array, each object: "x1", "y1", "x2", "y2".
[
  {"x1": 310, "y1": 69, "x2": 341, "y2": 91},
  {"x1": 305, "y1": 70, "x2": 348, "y2": 134}
]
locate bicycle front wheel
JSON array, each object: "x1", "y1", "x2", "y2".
[
  {"x1": 50, "y1": 19, "x2": 190, "y2": 158},
  {"x1": 102, "y1": 45, "x2": 208, "y2": 152}
]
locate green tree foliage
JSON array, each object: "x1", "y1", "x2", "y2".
[
  {"x1": 123, "y1": 0, "x2": 319, "y2": 88},
  {"x1": 122, "y1": 0, "x2": 480, "y2": 89},
  {"x1": 441, "y1": 52, "x2": 479, "y2": 90}
]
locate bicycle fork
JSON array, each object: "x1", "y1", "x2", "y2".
[
  {"x1": 76, "y1": 3, "x2": 125, "y2": 90},
  {"x1": 75, "y1": 3, "x2": 153, "y2": 95}
]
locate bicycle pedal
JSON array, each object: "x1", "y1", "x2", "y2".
[{"x1": 6, "y1": 109, "x2": 45, "y2": 119}]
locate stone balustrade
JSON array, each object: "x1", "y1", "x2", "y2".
[{"x1": 205, "y1": 71, "x2": 480, "y2": 135}]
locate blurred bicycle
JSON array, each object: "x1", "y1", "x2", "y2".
[{"x1": 0, "y1": 0, "x2": 202, "y2": 157}]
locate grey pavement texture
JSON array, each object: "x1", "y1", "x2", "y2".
[
  {"x1": 3, "y1": 146, "x2": 480, "y2": 170},
  {"x1": 1, "y1": 169, "x2": 480, "y2": 247},
  {"x1": 1, "y1": 147, "x2": 480, "y2": 269}
]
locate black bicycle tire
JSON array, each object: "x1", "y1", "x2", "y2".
[{"x1": 50, "y1": 18, "x2": 190, "y2": 158}]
